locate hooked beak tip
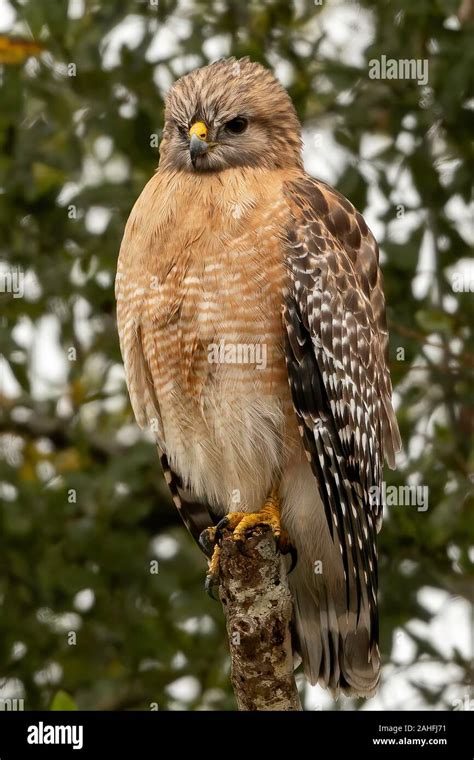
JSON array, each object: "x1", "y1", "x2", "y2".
[{"x1": 189, "y1": 132, "x2": 209, "y2": 167}]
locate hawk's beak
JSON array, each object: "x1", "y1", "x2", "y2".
[{"x1": 189, "y1": 121, "x2": 210, "y2": 167}]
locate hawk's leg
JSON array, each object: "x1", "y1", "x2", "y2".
[
  {"x1": 201, "y1": 487, "x2": 297, "y2": 599},
  {"x1": 221, "y1": 487, "x2": 282, "y2": 545},
  {"x1": 204, "y1": 543, "x2": 221, "y2": 599},
  {"x1": 218, "y1": 488, "x2": 296, "y2": 565},
  {"x1": 199, "y1": 526, "x2": 221, "y2": 598}
]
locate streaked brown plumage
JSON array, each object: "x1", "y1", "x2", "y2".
[{"x1": 115, "y1": 57, "x2": 401, "y2": 697}]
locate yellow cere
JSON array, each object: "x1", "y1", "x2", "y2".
[{"x1": 189, "y1": 122, "x2": 208, "y2": 141}]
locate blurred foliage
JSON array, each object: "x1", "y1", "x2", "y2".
[{"x1": 0, "y1": 0, "x2": 472, "y2": 710}]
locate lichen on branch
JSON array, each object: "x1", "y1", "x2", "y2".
[{"x1": 217, "y1": 527, "x2": 302, "y2": 711}]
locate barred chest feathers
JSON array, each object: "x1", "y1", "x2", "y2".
[{"x1": 116, "y1": 167, "x2": 302, "y2": 516}]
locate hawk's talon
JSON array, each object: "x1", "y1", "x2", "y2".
[
  {"x1": 279, "y1": 537, "x2": 298, "y2": 573},
  {"x1": 230, "y1": 488, "x2": 281, "y2": 545},
  {"x1": 199, "y1": 526, "x2": 217, "y2": 558},
  {"x1": 288, "y1": 545, "x2": 298, "y2": 573},
  {"x1": 219, "y1": 488, "x2": 293, "y2": 550},
  {"x1": 205, "y1": 544, "x2": 221, "y2": 600},
  {"x1": 206, "y1": 490, "x2": 296, "y2": 576},
  {"x1": 205, "y1": 571, "x2": 220, "y2": 600},
  {"x1": 213, "y1": 516, "x2": 228, "y2": 545},
  {"x1": 214, "y1": 513, "x2": 245, "y2": 545},
  {"x1": 277, "y1": 529, "x2": 298, "y2": 571}
]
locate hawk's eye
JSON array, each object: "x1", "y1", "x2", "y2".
[{"x1": 225, "y1": 117, "x2": 248, "y2": 134}]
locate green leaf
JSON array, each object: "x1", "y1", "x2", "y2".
[{"x1": 50, "y1": 691, "x2": 78, "y2": 711}]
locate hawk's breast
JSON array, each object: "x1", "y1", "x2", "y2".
[{"x1": 117, "y1": 168, "x2": 301, "y2": 513}]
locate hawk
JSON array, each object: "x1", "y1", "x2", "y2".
[{"x1": 116, "y1": 57, "x2": 401, "y2": 697}]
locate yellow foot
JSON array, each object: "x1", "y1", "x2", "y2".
[
  {"x1": 231, "y1": 488, "x2": 282, "y2": 544},
  {"x1": 202, "y1": 488, "x2": 298, "y2": 597},
  {"x1": 204, "y1": 544, "x2": 221, "y2": 599},
  {"x1": 214, "y1": 488, "x2": 296, "y2": 567}
]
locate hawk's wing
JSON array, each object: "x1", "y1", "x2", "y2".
[
  {"x1": 115, "y1": 273, "x2": 214, "y2": 545},
  {"x1": 282, "y1": 176, "x2": 401, "y2": 639}
]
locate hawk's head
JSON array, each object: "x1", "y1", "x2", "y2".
[{"x1": 160, "y1": 57, "x2": 303, "y2": 173}]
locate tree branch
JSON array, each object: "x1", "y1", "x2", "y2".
[{"x1": 217, "y1": 527, "x2": 302, "y2": 711}]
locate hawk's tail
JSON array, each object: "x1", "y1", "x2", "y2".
[{"x1": 289, "y1": 564, "x2": 380, "y2": 698}]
